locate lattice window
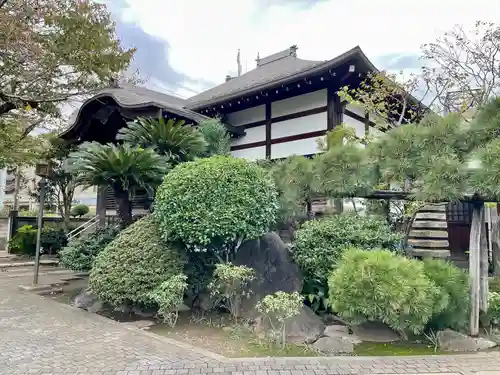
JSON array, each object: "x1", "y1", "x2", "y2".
[{"x1": 446, "y1": 201, "x2": 473, "y2": 224}]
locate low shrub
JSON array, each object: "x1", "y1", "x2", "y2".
[
  {"x1": 59, "y1": 226, "x2": 119, "y2": 271},
  {"x1": 9, "y1": 225, "x2": 68, "y2": 256},
  {"x1": 70, "y1": 204, "x2": 90, "y2": 217},
  {"x1": 423, "y1": 258, "x2": 469, "y2": 331},
  {"x1": 292, "y1": 214, "x2": 402, "y2": 283},
  {"x1": 209, "y1": 263, "x2": 255, "y2": 321},
  {"x1": 490, "y1": 277, "x2": 500, "y2": 293},
  {"x1": 8, "y1": 225, "x2": 37, "y2": 255},
  {"x1": 89, "y1": 215, "x2": 186, "y2": 307},
  {"x1": 328, "y1": 248, "x2": 446, "y2": 336},
  {"x1": 184, "y1": 251, "x2": 218, "y2": 308},
  {"x1": 256, "y1": 291, "x2": 303, "y2": 348},
  {"x1": 148, "y1": 274, "x2": 188, "y2": 327},
  {"x1": 488, "y1": 292, "x2": 500, "y2": 327}
]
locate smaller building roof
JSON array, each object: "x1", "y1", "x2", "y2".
[
  {"x1": 186, "y1": 46, "x2": 376, "y2": 110},
  {"x1": 61, "y1": 83, "x2": 244, "y2": 139}
]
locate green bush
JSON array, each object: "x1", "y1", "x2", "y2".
[
  {"x1": 488, "y1": 292, "x2": 500, "y2": 327},
  {"x1": 59, "y1": 226, "x2": 119, "y2": 271},
  {"x1": 148, "y1": 274, "x2": 188, "y2": 327},
  {"x1": 328, "y1": 248, "x2": 446, "y2": 336},
  {"x1": 70, "y1": 204, "x2": 90, "y2": 217},
  {"x1": 8, "y1": 225, "x2": 37, "y2": 255},
  {"x1": 292, "y1": 214, "x2": 402, "y2": 282},
  {"x1": 40, "y1": 227, "x2": 67, "y2": 254},
  {"x1": 490, "y1": 277, "x2": 500, "y2": 293},
  {"x1": 422, "y1": 258, "x2": 469, "y2": 331},
  {"x1": 89, "y1": 215, "x2": 186, "y2": 307},
  {"x1": 154, "y1": 156, "x2": 278, "y2": 259}
]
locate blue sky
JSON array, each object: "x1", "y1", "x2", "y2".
[{"x1": 105, "y1": 0, "x2": 499, "y2": 99}]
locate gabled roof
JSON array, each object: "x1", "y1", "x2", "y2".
[{"x1": 186, "y1": 46, "x2": 377, "y2": 110}]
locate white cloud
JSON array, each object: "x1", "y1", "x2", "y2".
[{"x1": 119, "y1": 0, "x2": 500, "y2": 91}]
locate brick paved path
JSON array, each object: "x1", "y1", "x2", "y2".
[{"x1": 1, "y1": 270, "x2": 500, "y2": 374}]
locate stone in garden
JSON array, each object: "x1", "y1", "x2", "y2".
[
  {"x1": 233, "y1": 231, "x2": 304, "y2": 319},
  {"x1": 73, "y1": 288, "x2": 104, "y2": 314},
  {"x1": 284, "y1": 306, "x2": 325, "y2": 344},
  {"x1": 312, "y1": 336, "x2": 354, "y2": 354},
  {"x1": 122, "y1": 320, "x2": 155, "y2": 330},
  {"x1": 437, "y1": 329, "x2": 497, "y2": 352},
  {"x1": 324, "y1": 324, "x2": 362, "y2": 344},
  {"x1": 350, "y1": 322, "x2": 400, "y2": 343}
]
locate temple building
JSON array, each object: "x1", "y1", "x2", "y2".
[{"x1": 61, "y1": 45, "x2": 473, "y2": 262}]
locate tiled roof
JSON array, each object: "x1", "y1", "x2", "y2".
[{"x1": 187, "y1": 46, "x2": 375, "y2": 109}]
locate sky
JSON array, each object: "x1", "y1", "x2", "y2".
[{"x1": 105, "y1": 0, "x2": 500, "y2": 100}]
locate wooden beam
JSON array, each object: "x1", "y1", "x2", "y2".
[{"x1": 265, "y1": 102, "x2": 271, "y2": 159}]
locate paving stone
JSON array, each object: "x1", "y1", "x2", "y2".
[{"x1": 2, "y1": 271, "x2": 500, "y2": 374}]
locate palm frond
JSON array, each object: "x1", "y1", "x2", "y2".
[
  {"x1": 117, "y1": 116, "x2": 207, "y2": 163},
  {"x1": 65, "y1": 142, "x2": 169, "y2": 194}
]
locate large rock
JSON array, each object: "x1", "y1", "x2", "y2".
[
  {"x1": 234, "y1": 232, "x2": 303, "y2": 319},
  {"x1": 324, "y1": 324, "x2": 362, "y2": 345},
  {"x1": 437, "y1": 329, "x2": 497, "y2": 352},
  {"x1": 351, "y1": 322, "x2": 400, "y2": 343},
  {"x1": 312, "y1": 336, "x2": 354, "y2": 354},
  {"x1": 73, "y1": 288, "x2": 104, "y2": 314}
]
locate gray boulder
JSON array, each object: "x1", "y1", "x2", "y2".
[
  {"x1": 324, "y1": 324, "x2": 362, "y2": 345},
  {"x1": 234, "y1": 232, "x2": 303, "y2": 319},
  {"x1": 312, "y1": 336, "x2": 354, "y2": 354},
  {"x1": 73, "y1": 288, "x2": 104, "y2": 313},
  {"x1": 351, "y1": 322, "x2": 400, "y2": 343},
  {"x1": 437, "y1": 329, "x2": 497, "y2": 352}
]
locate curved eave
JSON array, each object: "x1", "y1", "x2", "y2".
[
  {"x1": 187, "y1": 46, "x2": 378, "y2": 111},
  {"x1": 59, "y1": 92, "x2": 244, "y2": 140}
]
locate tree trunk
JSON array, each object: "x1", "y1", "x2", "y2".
[{"x1": 113, "y1": 188, "x2": 132, "y2": 228}]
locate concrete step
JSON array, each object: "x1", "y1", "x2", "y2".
[{"x1": 0, "y1": 259, "x2": 59, "y2": 269}]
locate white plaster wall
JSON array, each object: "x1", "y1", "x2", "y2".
[
  {"x1": 271, "y1": 89, "x2": 327, "y2": 118},
  {"x1": 271, "y1": 112, "x2": 327, "y2": 139},
  {"x1": 226, "y1": 105, "x2": 265, "y2": 126},
  {"x1": 231, "y1": 146, "x2": 266, "y2": 161},
  {"x1": 271, "y1": 137, "x2": 323, "y2": 159},
  {"x1": 343, "y1": 113, "x2": 366, "y2": 139},
  {"x1": 231, "y1": 125, "x2": 266, "y2": 146}
]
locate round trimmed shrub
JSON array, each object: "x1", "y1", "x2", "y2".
[
  {"x1": 59, "y1": 226, "x2": 119, "y2": 271},
  {"x1": 89, "y1": 215, "x2": 186, "y2": 307},
  {"x1": 422, "y1": 258, "x2": 469, "y2": 331},
  {"x1": 292, "y1": 214, "x2": 402, "y2": 282},
  {"x1": 70, "y1": 204, "x2": 90, "y2": 217},
  {"x1": 328, "y1": 248, "x2": 446, "y2": 335},
  {"x1": 154, "y1": 156, "x2": 278, "y2": 249}
]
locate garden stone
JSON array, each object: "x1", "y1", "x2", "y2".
[
  {"x1": 312, "y1": 336, "x2": 354, "y2": 354},
  {"x1": 437, "y1": 329, "x2": 497, "y2": 352},
  {"x1": 324, "y1": 324, "x2": 362, "y2": 344},
  {"x1": 234, "y1": 231, "x2": 303, "y2": 319},
  {"x1": 351, "y1": 322, "x2": 400, "y2": 343},
  {"x1": 131, "y1": 305, "x2": 156, "y2": 318},
  {"x1": 73, "y1": 288, "x2": 104, "y2": 314}
]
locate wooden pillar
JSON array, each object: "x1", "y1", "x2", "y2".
[
  {"x1": 265, "y1": 102, "x2": 271, "y2": 159},
  {"x1": 96, "y1": 186, "x2": 107, "y2": 228},
  {"x1": 480, "y1": 205, "x2": 489, "y2": 313},
  {"x1": 469, "y1": 202, "x2": 485, "y2": 336},
  {"x1": 327, "y1": 86, "x2": 342, "y2": 130}
]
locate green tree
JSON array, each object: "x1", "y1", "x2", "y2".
[
  {"x1": 197, "y1": 118, "x2": 231, "y2": 157},
  {"x1": 117, "y1": 116, "x2": 207, "y2": 164},
  {"x1": 0, "y1": 0, "x2": 134, "y2": 118},
  {"x1": 30, "y1": 138, "x2": 78, "y2": 230},
  {"x1": 66, "y1": 142, "x2": 168, "y2": 227}
]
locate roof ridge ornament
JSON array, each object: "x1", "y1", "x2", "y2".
[{"x1": 256, "y1": 45, "x2": 298, "y2": 67}]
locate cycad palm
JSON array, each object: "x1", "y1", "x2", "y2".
[
  {"x1": 117, "y1": 116, "x2": 207, "y2": 165},
  {"x1": 66, "y1": 142, "x2": 168, "y2": 227}
]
